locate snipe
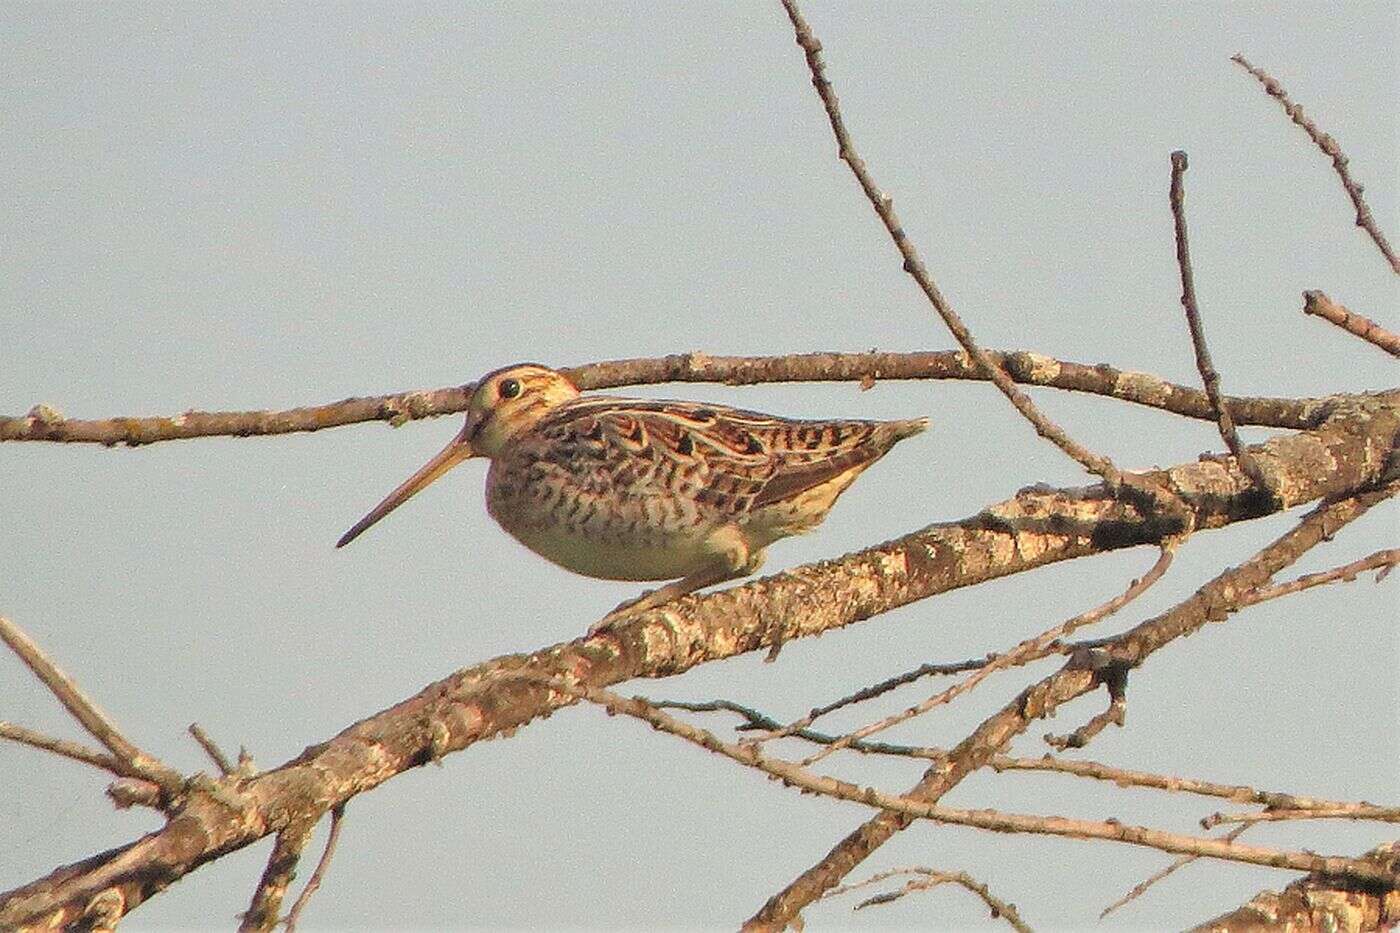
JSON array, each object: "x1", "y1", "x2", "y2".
[{"x1": 338, "y1": 364, "x2": 926, "y2": 630}]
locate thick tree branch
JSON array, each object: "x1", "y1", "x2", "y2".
[
  {"x1": 2, "y1": 394, "x2": 1395, "y2": 929},
  {"x1": 0, "y1": 349, "x2": 1330, "y2": 447},
  {"x1": 1189, "y1": 841, "x2": 1400, "y2": 932},
  {"x1": 284, "y1": 805, "x2": 346, "y2": 932}
]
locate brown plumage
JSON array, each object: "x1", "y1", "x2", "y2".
[{"x1": 339, "y1": 364, "x2": 927, "y2": 630}]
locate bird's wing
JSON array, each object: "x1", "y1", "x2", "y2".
[{"x1": 531, "y1": 398, "x2": 920, "y2": 516}]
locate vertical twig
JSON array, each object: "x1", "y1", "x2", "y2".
[{"x1": 1168, "y1": 151, "x2": 1270, "y2": 492}]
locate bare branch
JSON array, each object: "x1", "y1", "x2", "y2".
[
  {"x1": 654, "y1": 698, "x2": 946, "y2": 759},
  {"x1": 531, "y1": 677, "x2": 1400, "y2": 890},
  {"x1": 797, "y1": 545, "x2": 1173, "y2": 764},
  {"x1": 0, "y1": 721, "x2": 125, "y2": 774},
  {"x1": 785, "y1": 655, "x2": 995, "y2": 728},
  {"x1": 1202, "y1": 805, "x2": 1400, "y2": 829},
  {"x1": 1302, "y1": 290, "x2": 1400, "y2": 358},
  {"x1": 188, "y1": 723, "x2": 235, "y2": 777},
  {"x1": 1044, "y1": 684, "x2": 1127, "y2": 750},
  {"x1": 284, "y1": 804, "x2": 346, "y2": 932},
  {"x1": 1238, "y1": 547, "x2": 1400, "y2": 608},
  {"x1": 0, "y1": 616, "x2": 184, "y2": 797},
  {"x1": 0, "y1": 350, "x2": 1329, "y2": 446},
  {"x1": 993, "y1": 755, "x2": 1373, "y2": 812},
  {"x1": 778, "y1": 0, "x2": 1136, "y2": 495},
  {"x1": 1168, "y1": 150, "x2": 1270, "y2": 492},
  {"x1": 1232, "y1": 54, "x2": 1400, "y2": 274},
  {"x1": 240, "y1": 820, "x2": 315, "y2": 933},
  {"x1": 1102, "y1": 825, "x2": 1250, "y2": 918},
  {"x1": 826, "y1": 866, "x2": 1031, "y2": 931},
  {"x1": 746, "y1": 474, "x2": 1400, "y2": 929}
]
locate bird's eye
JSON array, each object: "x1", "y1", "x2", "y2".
[{"x1": 498, "y1": 378, "x2": 522, "y2": 400}]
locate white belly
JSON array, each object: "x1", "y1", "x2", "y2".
[{"x1": 501, "y1": 521, "x2": 713, "y2": 581}]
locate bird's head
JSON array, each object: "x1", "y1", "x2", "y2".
[
  {"x1": 463, "y1": 363, "x2": 579, "y2": 458},
  {"x1": 336, "y1": 363, "x2": 579, "y2": 548}
]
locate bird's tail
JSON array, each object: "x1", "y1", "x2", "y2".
[{"x1": 888, "y1": 417, "x2": 930, "y2": 441}]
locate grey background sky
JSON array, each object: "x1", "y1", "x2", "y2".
[{"x1": 2, "y1": 3, "x2": 1396, "y2": 929}]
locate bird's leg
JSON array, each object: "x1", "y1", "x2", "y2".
[
  {"x1": 589, "y1": 566, "x2": 738, "y2": 633},
  {"x1": 589, "y1": 527, "x2": 761, "y2": 634}
]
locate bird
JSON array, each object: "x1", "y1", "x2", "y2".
[{"x1": 337, "y1": 363, "x2": 927, "y2": 631}]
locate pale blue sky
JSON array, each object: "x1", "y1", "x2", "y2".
[{"x1": 2, "y1": 3, "x2": 1396, "y2": 929}]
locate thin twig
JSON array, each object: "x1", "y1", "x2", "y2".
[
  {"x1": 527, "y1": 675, "x2": 1400, "y2": 888},
  {"x1": 0, "y1": 616, "x2": 184, "y2": 797},
  {"x1": 1302, "y1": 290, "x2": 1400, "y2": 358},
  {"x1": 796, "y1": 545, "x2": 1172, "y2": 764},
  {"x1": 1169, "y1": 150, "x2": 1269, "y2": 492},
  {"x1": 284, "y1": 804, "x2": 346, "y2": 932},
  {"x1": 1232, "y1": 54, "x2": 1400, "y2": 274},
  {"x1": 825, "y1": 866, "x2": 1031, "y2": 932},
  {"x1": 0, "y1": 721, "x2": 125, "y2": 774},
  {"x1": 1102, "y1": 825, "x2": 1250, "y2": 918},
  {"x1": 188, "y1": 723, "x2": 234, "y2": 776},
  {"x1": 1202, "y1": 805, "x2": 1400, "y2": 829},
  {"x1": 779, "y1": 0, "x2": 1152, "y2": 500},
  {"x1": 0, "y1": 349, "x2": 1325, "y2": 446},
  {"x1": 993, "y1": 755, "x2": 1370, "y2": 812},
  {"x1": 653, "y1": 698, "x2": 946, "y2": 758},
  {"x1": 1237, "y1": 547, "x2": 1400, "y2": 608},
  {"x1": 748, "y1": 655, "x2": 994, "y2": 743}
]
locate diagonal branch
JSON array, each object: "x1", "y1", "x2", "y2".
[
  {"x1": 0, "y1": 616, "x2": 184, "y2": 798},
  {"x1": 0, "y1": 722, "x2": 126, "y2": 775},
  {"x1": 1302, "y1": 290, "x2": 1400, "y2": 358},
  {"x1": 284, "y1": 804, "x2": 346, "y2": 932},
  {"x1": 1232, "y1": 54, "x2": 1400, "y2": 274},
  {"x1": 778, "y1": 0, "x2": 1131, "y2": 493},
  {"x1": 794, "y1": 545, "x2": 1173, "y2": 764},
  {"x1": 240, "y1": 820, "x2": 315, "y2": 932}
]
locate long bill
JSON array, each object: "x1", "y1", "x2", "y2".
[{"x1": 336, "y1": 425, "x2": 475, "y2": 548}]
